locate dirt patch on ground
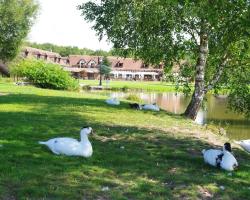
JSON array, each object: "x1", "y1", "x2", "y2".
[
  {"x1": 0, "y1": 93, "x2": 9, "y2": 96},
  {"x1": 197, "y1": 185, "x2": 214, "y2": 199}
]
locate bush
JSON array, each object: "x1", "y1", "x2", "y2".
[{"x1": 11, "y1": 59, "x2": 79, "y2": 90}]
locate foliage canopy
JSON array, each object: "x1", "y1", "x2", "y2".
[
  {"x1": 0, "y1": 0, "x2": 38, "y2": 62},
  {"x1": 79, "y1": 0, "x2": 250, "y2": 118}
]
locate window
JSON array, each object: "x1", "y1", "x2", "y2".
[
  {"x1": 141, "y1": 63, "x2": 149, "y2": 68},
  {"x1": 116, "y1": 62, "x2": 123, "y2": 68},
  {"x1": 88, "y1": 60, "x2": 96, "y2": 68},
  {"x1": 79, "y1": 60, "x2": 86, "y2": 68}
]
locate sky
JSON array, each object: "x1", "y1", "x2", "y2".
[{"x1": 28, "y1": 0, "x2": 112, "y2": 51}]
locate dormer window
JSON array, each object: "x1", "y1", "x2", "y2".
[
  {"x1": 88, "y1": 60, "x2": 96, "y2": 68},
  {"x1": 79, "y1": 60, "x2": 86, "y2": 68},
  {"x1": 115, "y1": 62, "x2": 123, "y2": 68},
  {"x1": 141, "y1": 63, "x2": 149, "y2": 68},
  {"x1": 37, "y1": 54, "x2": 41, "y2": 59}
]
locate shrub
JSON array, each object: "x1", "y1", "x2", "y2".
[
  {"x1": 122, "y1": 85, "x2": 129, "y2": 91},
  {"x1": 11, "y1": 59, "x2": 78, "y2": 90}
]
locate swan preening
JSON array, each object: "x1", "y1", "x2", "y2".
[
  {"x1": 202, "y1": 143, "x2": 238, "y2": 171},
  {"x1": 106, "y1": 98, "x2": 120, "y2": 105},
  {"x1": 129, "y1": 103, "x2": 160, "y2": 111},
  {"x1": 235, "y1": 140, "x2": 250, "y2": 153},
  {"x1": 39, "y1": 127, "x2": 93, "y2": 157}
]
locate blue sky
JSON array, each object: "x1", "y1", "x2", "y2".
[{"x1": 28, "y1": 0, "x2": 112, "y2": 51}]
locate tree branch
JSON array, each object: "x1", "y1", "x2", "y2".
[
  {"x1": 187, "y1": 29, "x2": 199, "y2": 47},
  {"x1": 203, "y1": 54, "x2": 228, "y2": 92}
]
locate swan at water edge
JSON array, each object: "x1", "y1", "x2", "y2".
[
  {"x1": 142, "y1": 103, "x2": 160, "y2": 111},
  {"x1": 235, "y1": 140, "x2": 250, "y2": 153},
  {"x1": 106, "y1": 98, "x2": 120, "y2": 105}
]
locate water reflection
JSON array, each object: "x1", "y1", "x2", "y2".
[{"x1": 90, "y1": 90, "x2": 249, "y2": 140}]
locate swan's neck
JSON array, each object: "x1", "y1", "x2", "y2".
[{"x1": 80, "y1": 133, "x2": 89, "y2": 143}]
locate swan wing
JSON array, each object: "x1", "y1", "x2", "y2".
[
  {"x1": 52, "y1": 138, "x2": 82, "y2": 156},
  {"x1": 203, "y1": 149, "x2": 223, "y2": 167},
  {"x1": 220, "y1": 152, "x2": 238, "y2": 171}
]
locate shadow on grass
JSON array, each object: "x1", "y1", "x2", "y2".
[{"x1": 0, "y1": 93, "x2": 249, "y2": 199}]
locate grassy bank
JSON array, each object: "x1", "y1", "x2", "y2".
[
  {"x1": 0, "y1": 81, "x2": 249, "y2": 199},
  {"x1": 80, "y1": 80, "x2": 178, "y2": 92}
]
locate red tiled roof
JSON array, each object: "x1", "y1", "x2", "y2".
[
  {"x1": 108, "y1": 56, "x2": 162, "y2": 72},
  {"x1": 68, "y1": 55, "x2": 163, "y2": 72},
  {"x1": 23, "y1": 47, "x2": 60, "y2": 58},
  {"x1": 68, "y1": 55, "x2": 100, "y2": 66}
]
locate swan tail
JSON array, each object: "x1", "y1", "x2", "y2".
[
  {"x1": 234, "y1": 140, "x2": 241, "y2": 145},
  {"x1": 202, "y1": 149, "x2": 206, "y2": 155},
  {"x1": 38, "y1": 141, "x2": 47, "y2": 145}
]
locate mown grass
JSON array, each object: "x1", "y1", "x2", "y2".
[
  {"x1": 80, "y1": 80, "x2": 178, "y2": 92},
  {"x1": 0, "y1": 81, "x2": 250, "y2": 200}
]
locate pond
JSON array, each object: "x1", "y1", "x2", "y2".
[{"x1": 91, "y1": 91, "x2": 249, "y2": 140}]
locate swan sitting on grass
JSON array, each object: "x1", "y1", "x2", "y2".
[
  {"x1": 142, "y1": 103, "x2": 160, "y2": 111},
  {"x1": 106, "y1": 98, "x2": 120, "y2": 105},
  {"x1": 202, "y1": 143, "x2": 238, "y2": 171},
  {"x1": 39, "y1": 127, "x2": 93, "y2": 157}
]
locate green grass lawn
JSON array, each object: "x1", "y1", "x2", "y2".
[
  {"x1": 80, "y1": 80, "x2": 178, "y2": 92},
  {"x1": 0, "y1": 81, "x2": 250, "y2": 199}
]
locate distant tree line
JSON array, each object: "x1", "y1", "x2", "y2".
[{"x1": 25, "y1": 42, "x2": 123, "y2": 57}]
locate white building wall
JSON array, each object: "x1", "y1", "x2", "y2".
[{"x1": 111, "y1": 70, "x2": 159, "y2": 80}]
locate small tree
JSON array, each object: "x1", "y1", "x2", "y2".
[
  {"x1": 0, "y1": 0, "x2": 38, "y2": 76},
  {"x1": 99, "y1": 56, "x2": 111, "y2": 86}
]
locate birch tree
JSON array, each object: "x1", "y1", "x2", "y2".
[{"x1": 79, "y1": 0, "x2": 250, "y2": 119}]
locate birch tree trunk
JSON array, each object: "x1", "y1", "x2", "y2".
[{"x1": 184, "y1": 32, "x2": 208, "y2": 120}]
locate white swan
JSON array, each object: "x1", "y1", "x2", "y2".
[
  {"x1": 39, "y1": 127, "x2": 93, "y2": 157},
  {"x1": 106, "y1": 98, "x2": 120, "y2": 105},
  {"x1": 202, "y1": 143, "x2": 238, "y2": 171},
  {"x1": 235, "y1": 140, "x2": 250, "y2": 153},
  {"x1": 142, "y1": 103, "x2": 160, "y2": 111}
]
